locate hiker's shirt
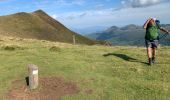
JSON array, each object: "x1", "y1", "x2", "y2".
[{"x1": 145, "y1": 23, "x2": 160, "y2": 40}]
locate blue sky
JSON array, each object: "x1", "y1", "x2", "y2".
[{"x1": 0, "y1": 0, "x2": 170, "y2": 29}]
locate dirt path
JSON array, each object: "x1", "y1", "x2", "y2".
[{"x1": 6, "y1": 77, "x2": 79, "y2": 100}]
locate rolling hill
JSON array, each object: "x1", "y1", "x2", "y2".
[
  {"x1": 0, "y1": 10, "x2": 98, "y2": 45},
  {"x1": 86, "y1": 24, "x2": 170, "y2": 46}
]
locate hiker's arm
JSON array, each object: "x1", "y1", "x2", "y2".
[
  {"x1": 143, "y1": 18, "x2": 152, "y2": 29},
  {"x1": 160, "y1": 27, "x2": 170, "y2": 34}
]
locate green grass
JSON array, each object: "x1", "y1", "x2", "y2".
[{"x1": 0, "y1": 36, "x2": 170, "y2": 100}]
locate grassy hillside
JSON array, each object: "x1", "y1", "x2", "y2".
[
  {"x1": 0, "y1": 10, "x2": 97, "y2": 45},
  {"x1": 0, "y1": 35, "x2": 170, "y2": 100}
]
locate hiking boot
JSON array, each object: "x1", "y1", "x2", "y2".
[
  {"x1": 152, "y1": 57, "x2": 155, "y2": 64},
  {"x1": 148, "y1": 58, "x2": 152, "y2": 66}
]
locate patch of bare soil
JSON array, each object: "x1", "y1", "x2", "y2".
[{"x1": 6, "y1": 77, "x2": 79, "y2": 100}]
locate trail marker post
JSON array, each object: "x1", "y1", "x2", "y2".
[
  {"x1": 28, "y1": 64, "x2": 38, "y2": 90},
  {"x1": 73, "y1": 35, "x2": 76, "y2": 45}
]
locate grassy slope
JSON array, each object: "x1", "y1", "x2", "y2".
[
  {"x1": 0, "y1": 10, "x2": 96, "y2": 45},
  {"x1": 0, "y1": 36, "x2": 170, "y2": 100},
  {"x1": 33, "y1": 10, "x2": 96, "y2": 45}
]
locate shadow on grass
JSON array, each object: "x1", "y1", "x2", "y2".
[{"x1": 103, "y1": 53, "x2": 148, "y2": 65}]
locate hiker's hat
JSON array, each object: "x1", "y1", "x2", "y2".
[{"x1": 150, "y1": 17, "x2": 156, "y2": 21}]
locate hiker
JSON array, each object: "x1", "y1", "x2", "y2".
[{"x1": 143, "y1": 17, "x2": 170, "y2": 65}]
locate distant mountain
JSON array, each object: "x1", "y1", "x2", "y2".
[
  {"x1": 0, "y1": 10, "x2": 100, "y2": 45},
  {"x1": 86, "y1": 24, "x2": 170, "y2": 46},
  {"x1": 72, "y1": 26, "x2": 108, "y2": 35}
]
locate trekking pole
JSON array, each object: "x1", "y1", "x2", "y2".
[
  {"x1": 159, "y1": 34, "x2": 168, "y2": 40},
  {"x1": 159, "y1": 29, "x2": 170, "y2": 40}
]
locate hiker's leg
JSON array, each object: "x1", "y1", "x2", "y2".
[
  {"x1": 147, "y1": 47, "x2": 152, "y2": 65},
  {"x1": 152, "y1": 40, "x2": 158, "y2": 63},
  {"x1": 145, "y1": 40, "x2": 152, "y2": 58},
  {"x1": 147, "y1": 47, "x2": 152, "y2": 58},
  {"x1": 145, "y1": 40, "x2": 153, "y2": 65},
  {"x1": 152, "y1": 47, "x2": 156, "y2": 63},
  {"x1": 152, "y1": 47, "x2": 156, "y2": 58}
]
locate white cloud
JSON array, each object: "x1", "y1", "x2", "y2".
[
  {"x1": 131, "y1": 0, "x2": 162, "y2": 7},
  {"x1": 51, "y1": 15, "x2": 58, "y2": 19},
  {"x1": 51, "y1": 2, "x2": 170, "y2": 29},
  {"x1": 122, "y1": 0, "x2": 164, "y2": 8}
]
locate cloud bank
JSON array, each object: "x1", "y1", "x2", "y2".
[
  {"x1": 122, "y1": 0, "x2": 164, "y2": 8},
  {"x1": 51, "y1": 2, "x2": 170, "y2": 28}
]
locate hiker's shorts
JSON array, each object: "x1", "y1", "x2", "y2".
[{"x1": 145, "y1": 39, "x2": 159, "y2": 48}]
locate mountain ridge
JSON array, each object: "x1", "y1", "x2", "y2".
[
  {"x1": 0, "y1": 9, "x2": 98, "y2": 45},
  {"x1": 86, "y1": 24, "x2": 170, "y2": 46}
]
